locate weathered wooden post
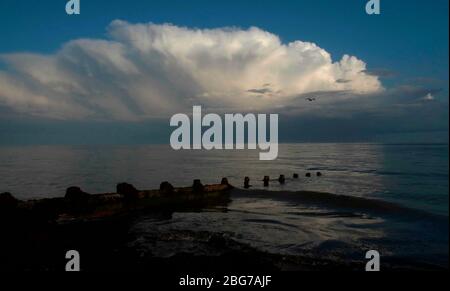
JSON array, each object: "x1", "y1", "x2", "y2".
[
  {"x1": 0, "y1": 192, "x2": 19, "y2": 215},
  {"x1": 65, "y1": 186, "x2": 90, "y2": 212},
  {"x1": 160, "y1": 181, "x2": 174, "y2": 195},
  {"x1": 221, "y1": 177, "x2": 229, "y2": 185},
  {"x1": 117, "y1": 182, "x2": 139, "y2": 200},
  {"x1": 193, "y1": 179, "x2": 204, "y2": 193},
  {"x1": 263, "y1": 176, "x2": 270, "y2": 187},
  {"x1": 244, "y1": 177, "x2": 250, "y2": 188}
]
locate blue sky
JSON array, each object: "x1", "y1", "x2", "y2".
[
  {"x1": 0, "y1": 0, "x2": 448, "y2": 144},
  {"x1": 0, "y1": 0, "x2": 448, "y2": 81}
]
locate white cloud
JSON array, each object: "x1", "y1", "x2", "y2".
[{"x1": 0, "y1": 20, "x2": 383, "y2": 120}]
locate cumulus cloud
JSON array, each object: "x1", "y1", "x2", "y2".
[{"x1": 0, "y1": 20, "x2": 382, "y2": 120}]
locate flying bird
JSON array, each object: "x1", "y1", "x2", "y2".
[{"x1": 305, "y1": 97, "x2": 316, "y2": 102}]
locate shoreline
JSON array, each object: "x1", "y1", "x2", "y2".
[{"x1": 0, "y1": 181, "x2": 448, "y2": 271}]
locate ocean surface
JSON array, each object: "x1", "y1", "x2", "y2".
[{"x1": 0, "y1": 143, "x2": 448, "y2": 268}]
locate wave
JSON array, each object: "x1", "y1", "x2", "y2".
[
  {"x1": 284, "y1": 211, "x2": 370, "y2": 219},
  {"x1": 241, "y1": 218, "x2": 298, "y2": 228},
  {"x1": 231, "y1": 188, "x2": 448, "y2": 221},
  {"x1": 305, "y1": 167, "x2": 448, "y2": 178}
]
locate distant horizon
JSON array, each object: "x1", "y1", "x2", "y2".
[{"x1": 1, "y1": 141, "x2": 448, "y2": 147}]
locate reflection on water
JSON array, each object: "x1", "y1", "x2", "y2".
[
  {"x1": 128, "y1": 190, "x2": 448, "y2": 268},
  {"x1": 130, "y1": 196, "x2": 386, "y2": 259}
]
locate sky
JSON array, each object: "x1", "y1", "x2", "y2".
[{"x1": 0, "y1": 0, "x2": 448, "y2": 144}]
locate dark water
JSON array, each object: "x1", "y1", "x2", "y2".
[{"x1": 0, "y1": 143, "x2": 448, "y2": 268}]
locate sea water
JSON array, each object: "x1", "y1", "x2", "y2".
[{"x1": 0, "y1": 143, "x2": 448, "y2": 268}]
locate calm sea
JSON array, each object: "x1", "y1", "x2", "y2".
[
  {"x1": 0, "y1": 143, "x2": 448, "y2": 267},
  {"x1": 0, "y1": 143, "x2": 447, "y2": 214}
]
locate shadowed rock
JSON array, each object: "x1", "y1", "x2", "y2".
[
  {"x1": 317, "y1": 172, "x2": 322, "y2": 177},
  {"x1": 293, "y1": 173, "x2": 299, "y2": 179},
  {"x1": 117, "y1": 183, "x2": 139, "y2": 199},
  {"x1": 305, "y1": 173, "x2": 311, "y2": 177}
]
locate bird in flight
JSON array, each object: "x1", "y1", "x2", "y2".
[{"x1": 305, "y1": 97, "x2": 316, "y2": 102}]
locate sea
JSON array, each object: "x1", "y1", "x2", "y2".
[{"x1": 0, "y1": 143, "x2": 448, "y2": 269}]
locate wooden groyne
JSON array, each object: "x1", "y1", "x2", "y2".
[
  {"x1": 0, "y1": 172, "x2": 324, "y2": 224},
  {"x1": 0, "y1": 179, "x2": 233, "y2": 224}
]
